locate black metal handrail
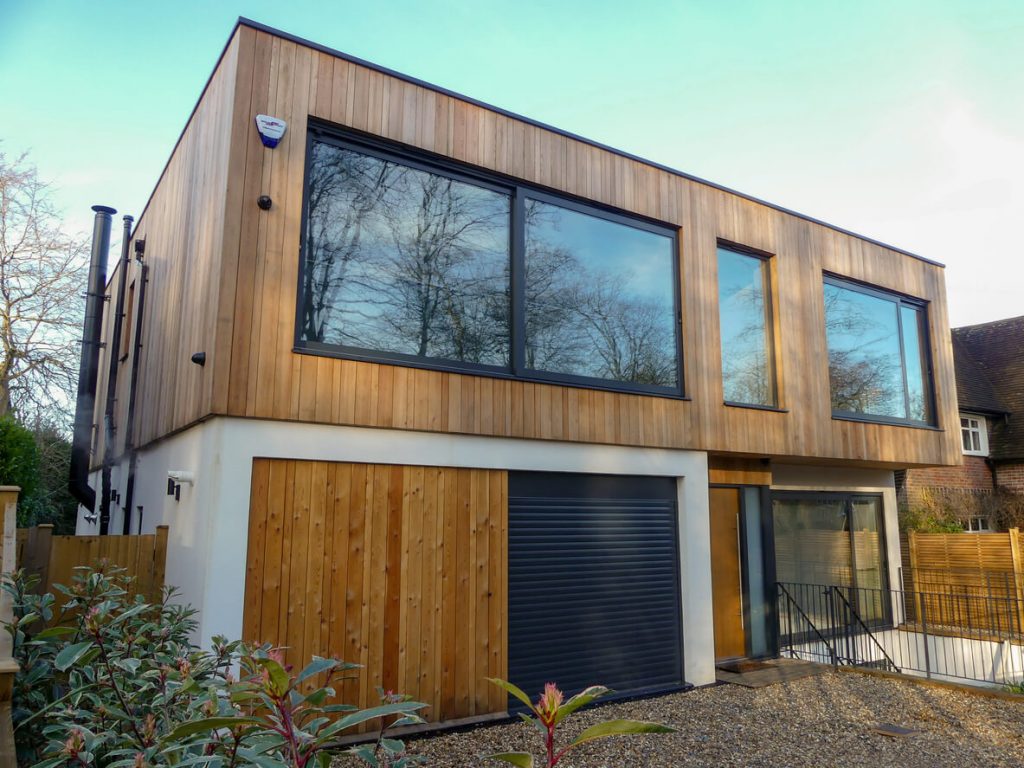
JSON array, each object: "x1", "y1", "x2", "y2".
[
  {"x1": 776, "y1": 580, "x2": 1024, "y2": 685},
  {"x1": 776, "y1": 582, "x2": 837, "y2": 664},
  {"x1": 830, "y1": 585, "x2": 900, "y2": 673}
]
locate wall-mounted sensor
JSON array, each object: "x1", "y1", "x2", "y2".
[
  {"x1": 255, "y1": 114, "x2": 287, "y2": 148},
  {"x1": 257, "y1": 195, "x2": 272, "y2": 210}
]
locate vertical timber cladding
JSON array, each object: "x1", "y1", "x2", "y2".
[
  {"x1": 508, "y1": 473, "x2": 684, "y2": 701},
  {"x1": 243, "y1": 458, "x2": 508, "y2": 723}
]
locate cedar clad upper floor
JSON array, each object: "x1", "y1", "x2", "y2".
[{"x1": 90, "y1": 19, "x2": 962, "y2": 469}]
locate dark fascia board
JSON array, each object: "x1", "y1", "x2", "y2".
[
  {"x1": 959, "y1": 405, "x2": 1009, "y2": 418},
  {"x1": 133, "y1": 16, "x2": 945, "y2": 270}
]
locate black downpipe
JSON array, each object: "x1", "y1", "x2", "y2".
[
  {"x1": 69, "y1": 205, "x2": 116, "y2": 512},
  {"x1": 99, "y1": 215, "x2": 134, "y2": 535},
  {"x1": 122, "y1": 259, "x2": 149, "y2": 535}
]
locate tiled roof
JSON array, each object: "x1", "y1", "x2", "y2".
[
  {"x1": 952, "y1": 336, "x2": 1005, "y2": 414},
  {"x1": 954, "y1": 316, "x2": 1024, "y2": 461}
]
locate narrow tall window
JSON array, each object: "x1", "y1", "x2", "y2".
[
  {"x1": 716, "y1": 246, "x2": 776, "y2": 406},
  {"x1": 823, "y1": 276, "x2": 935, "y2": 425}
]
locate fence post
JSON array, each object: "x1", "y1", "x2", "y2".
[
  {"x1": 23, "y1": 524, "x2": 54, "y2": 595},
  {"x1": 1008, "y1": 528, "x2": 1024, "y2": 635},
  {"x1": 907, "y1": 531, "x2": 921, "y2": 624},
  {"x1": 825, "y1": 587, "x2": 839, "y2": 667},
  {"x1": 919, "y1": 587, "x2": 932, "y2": 679},
  {"x1": 151, "y1": 526, "x2": 169, "y2": 603},
  {"x1": 0, "y1": 486, "x2": 21, "y2": 768}
]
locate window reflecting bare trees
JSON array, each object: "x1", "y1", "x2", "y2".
[
  {"x1": 300, "y1": 138, "x2": 682, "y2": 393},
  {"x1": 301, "y1": 141, "x2": 511, "y2": 366},
  {"x1": 823, "y1": 279, "x2": 933, "y2": 423},
  {"x1": 717, "y1": 247, "x2": 776, "y2": 406},
  {"x1": 524, "y1": 200, "x2": 678, "y2": 387}
]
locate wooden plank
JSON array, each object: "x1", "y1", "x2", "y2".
[
  {"x1": 344, "y1": 462, "x2": 367, "y2": 704},
  {"x1": 302, "y1": 460, "x2": 329, "y2": 687},
  {"x1": 454, "y1": 469, "x2": 473, "y2": 715},
  {"x1": 284, "y1": 459, "x2": 311, "y2": 669},
  {"x1": 326, "y1": 462, "x2": 350, "y2": 663},
  {"x1": 382, "y1": 465, "x2": 404, "y2": 694}
]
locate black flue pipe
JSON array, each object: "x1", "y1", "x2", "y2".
[
  {"x1": 69, "y1": 205, "x2": 116, "y2": 512},
  {"x1": 99, "y1": 215, "x2": 134, "y2": 534}
]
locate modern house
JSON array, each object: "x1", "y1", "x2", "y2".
[
  {"x1": 898, "y1": 315, "x2": 1024, "y2": 531},
  {"x1": 72, "y1": 18, "x2": 961, "y2": 725}
]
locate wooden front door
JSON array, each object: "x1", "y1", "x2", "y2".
[{"x1": 710, "y1": 487, "x2": 745, "y2": 660}]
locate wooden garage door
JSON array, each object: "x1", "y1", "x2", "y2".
[
  {"x1": 243, "y1": 459, "x2": 508, "y2": 723},
  {"x1": 508, "y1": 472, "x2": 683, "y2": 702}
]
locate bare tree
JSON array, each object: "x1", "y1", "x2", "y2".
[
  {"x1": 823, "y1": 287, "x2": 904, "y2": 415},
  {"x1": 0, "y1": 150, "x2": 89, "y2": 422}
]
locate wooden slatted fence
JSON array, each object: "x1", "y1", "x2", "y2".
[
  {"x1": 3, "y1": 524, "x2": 169, "y2": 603},
  {"x1": 901, "y1": 529, "x2": 1024, "y2": 636}
]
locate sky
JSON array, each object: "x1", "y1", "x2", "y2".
[{"x1": 2, "y1": 0, "x2": 1022, "y2": 328}]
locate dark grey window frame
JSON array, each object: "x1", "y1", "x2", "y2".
[
  {"x1": 295, "y1": 122, "x2": 685, "y2": 398},
  {"x1": 716, "y1": 240, "x2": 779, "y2": 410},
  {"x1": 771, "y1": 490, "x2": 893, "y2": 631},
  {"x1": 823, "y1": 273, "x2": 937, "y2": 428}
]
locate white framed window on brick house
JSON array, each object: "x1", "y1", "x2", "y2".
[
  {"x1": 967, "y1": 516, "x2": 991, "y2": 532},
  {"x1": 960, "y1": 414, "x2": 988, "y2": 456}
]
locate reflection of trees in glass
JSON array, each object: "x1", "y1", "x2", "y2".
[
  {"x1": 823, "y1": 285, "x2": 906, "y2": 418},
  {"x1": 717, "y1": 248, "x2": 775, "y2": 406},
  {"x1": 900, "y1": 305, "x2": 931, "y2": 422},
  {"x1": 524, "y1": 201, "x2": 677, "y2": 387},
  {"x1": 302, "y1": 141, "x2": 511, "y2": 366}
]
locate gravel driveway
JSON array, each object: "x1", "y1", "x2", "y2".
[{"x1": 397, "y1": 671, "x2": 1024, "y2": 767}]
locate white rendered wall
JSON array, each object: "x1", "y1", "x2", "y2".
[
  {"x1": 77, "y1": 422, "x2": 224, "y2": 631},
  {"x1": 80, "y1": 417, "x2": 716, "y2": 688},
  {"x1": 790, "y1": 629, "x2": 1024, "y2": 687}
]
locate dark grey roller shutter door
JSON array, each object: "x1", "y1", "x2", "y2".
[{"x1": 508, "y1": 472, "x2": 683, "y2": 702}]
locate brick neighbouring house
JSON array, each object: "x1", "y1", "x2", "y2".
[{"x1": 898, "y1": 315, "x2": 1024, "y2": 530}]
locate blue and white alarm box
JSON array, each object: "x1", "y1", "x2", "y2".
[{"x1": 254, "y1": 114, "x2": 287, "y2": 148}]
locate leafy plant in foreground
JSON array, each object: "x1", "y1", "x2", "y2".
[
  {"x1": 485, "y1": 679, "x2": 675, "y2": 767},
  {"x1": 4, "y1": 566, "x2": 428, "y2": 768}
]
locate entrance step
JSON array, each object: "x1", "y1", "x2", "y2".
[{"x1": 716, "y1": 658, "x2": 829, "y2": 688}]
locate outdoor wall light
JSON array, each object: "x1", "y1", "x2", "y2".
[{"x1": 167, "y1": 470, "x2": 195, "y2": 502}]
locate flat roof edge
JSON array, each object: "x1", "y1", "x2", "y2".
[{"x1": 236, "y1": 16, "x2": 944, "y2": 269}]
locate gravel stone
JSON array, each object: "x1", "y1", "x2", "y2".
[{"x1": 388, "y1": 672, "x2": 1024, "y2": 767}]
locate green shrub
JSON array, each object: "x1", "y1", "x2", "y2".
[
  {"x1": 0, "y1": 414, "x2": 77, "y2": 532},
  {"x1": 0, "y1": 414, "x2": 40, "y2": 525},
  {"x1": 4, "y1": 565, "x2": 426, "y2": 768}
]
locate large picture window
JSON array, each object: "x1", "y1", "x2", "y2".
[
  {"x1": 298, "y1": 129, "x2": 682, "y2": 395},
  {"x1": 300, "y1": 140, "x2": 511, "y2": 367},
  {"x1": 772, "y1": 493, "x2": 889, "y2": 623},
  {"x1": 823, "y1": 276, "x2": 934, "y2": 425},
  {"x1": 524, "y1": 198, "x2": 678, "y2": 387},
  {"x1": 716, "y1": 245, "x2": 776, "y2": 406}
]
